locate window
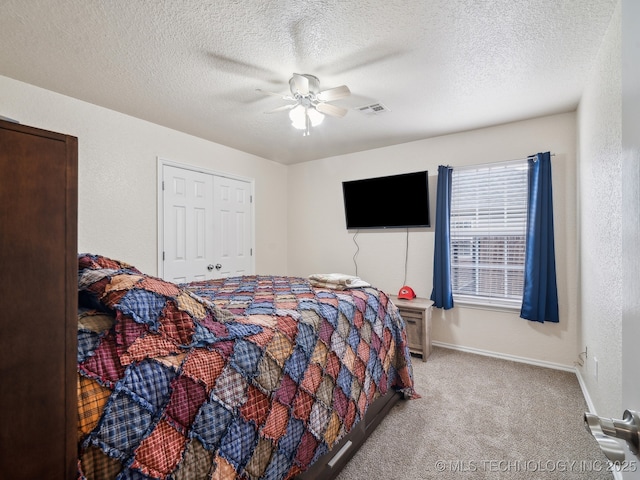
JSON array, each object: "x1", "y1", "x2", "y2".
[{"x1": 450, "y1": 161, "x2": 528, "y2": 309}]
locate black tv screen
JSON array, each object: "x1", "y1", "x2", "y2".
[{"x1": 342, "y1": 171, "x2": 430, "y2": 229}]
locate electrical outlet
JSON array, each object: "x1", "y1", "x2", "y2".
[{"x1": 593, "y1": 357, "x2": 598, "y2": 381}]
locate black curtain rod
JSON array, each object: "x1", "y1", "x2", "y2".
[{"x1": 453, "y1": 153, "x2": 556, "y2": 170}]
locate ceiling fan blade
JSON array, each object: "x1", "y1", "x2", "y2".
[
  {"x1": 256, "y1": 89, "x2": 294, "y2": 101},
  {"x1": 315, "y1": 102, "x2": 348, "y2": 118},
  {"x1": 265, "y1": 104, "x2": 297, "y2": 114},
  {"x1": 292, "y1": 73, "x2": 309, "y2": 95},
  {"x1": 317, "y1": 85, "x2": 351, "y2": 102}
]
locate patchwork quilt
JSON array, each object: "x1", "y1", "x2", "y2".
[{"x1": 77, "y1": 254, "x2": 417, "y2": 480}]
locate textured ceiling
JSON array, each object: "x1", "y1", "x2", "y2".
[{"x1": 0, "y1": 0, "x2": 617, "y2": 164}]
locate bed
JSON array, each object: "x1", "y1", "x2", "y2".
[{"x1": 77, "y1": 254, "x2": 418, "y2": 480}]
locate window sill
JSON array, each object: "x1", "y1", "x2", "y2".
[{"x1": 453, "y1": 296, "x2": 522, "y2": 314}]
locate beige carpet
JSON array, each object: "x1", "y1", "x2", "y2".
[{"x1": 337, "y1": 347, "x2": 614, "y2": 479}]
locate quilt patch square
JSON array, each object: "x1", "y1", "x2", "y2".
[
  {"x1": 159, "y1": 304, "x2": 196, "y2": 345},
  {"x1": 266, "y1": 331, "x2": 294, "y2": 367},
  {"x1": 294, "y1": 431, "x2": 319, "y2": 467},
  {"x1": 165, "y1": 375, "x2": 207, "y2": 432},
  {"x1": 171, "y1": 438, "x2": 214, "y2": 480},
  {"x1": 118, "y1": 289, "x2": 166, "y2": 331},
  {"x1": 240, "y1": 384, "x2": 271, "y2": 426},
  {"x1": 92, "y1": 391, "x2": 154, "y2": 458},
  {"x1": 276, "y1": 315, "x2": 298, "y2": 341},
  {"x1": 264, "y1": 452, "x2": 293, "y2": 479},
  {"x1": 132, "y1": 419, "x2": 187, "y2": 477},
  {"x1": 191, "y1": 399, "x2": 233, "y2": 450},
  {"x1": 78, "y1": 374, "x2": 112, "y2": 437},
  {"x1": 244, "y1": 437, "x2": 274, "y2": 478},
  {"x1": 219, "y1": 417, "x2": 257, "y2": 469},
  {"x1": 262, "y1": 400, "x2": 290, "y2": 441},
  {"x1": 262, "y1": 450, "x2": 292, "y2": 480},
  {"x1": 277, "y1": 417, "x2": 305, "y2": 459},
  {"x1": 308, "y1": 401, "x2": 331, "y2": 440},
  {"x1": 283, "y1": 346, "x2": 309, "y2": 383},
  {"x1": 300, "y1": 363, "x2": 323, "y2": 396},
  {"x1": 295, "y1": 322, "x2": 318, "y2": 357},
  {"x1": 210, "y1": 365, "x2": 248, "y2": 409},
  {"x1": 292, "y1": 389, "x2": 315, "y2": 424},
  {"x1": 79, "y1": 330, "x2": 125, "y2": 386},
  {"x1": 79, "y1": 445, "x2": 123, "y2": 479},
  {"x1": 181, "y1": 349, "x2": 225, "y2": 392},
  {"x1": 275, "y1": 373, "x2": 299, "y2": 407},
  {"x1": 256, "y1": 354, "x2": 283, "y2": 393},
  {"x1": 121, "y1": 359, "x2": 175, "y2": 411},
  {"x1": 230, "y1": 338, "x2": 263, "y2": 378}
]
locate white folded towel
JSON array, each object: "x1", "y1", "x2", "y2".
[{"x1": 308, "y1": 273, "x2": 371, "y2": 289}]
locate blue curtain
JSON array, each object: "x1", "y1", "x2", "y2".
[
  {"x1": 430, "y1": 165, "x2": 454, "y2": 309},
  {"x1": 520, "y1": 152, "x2": 559, "y2": 323}
]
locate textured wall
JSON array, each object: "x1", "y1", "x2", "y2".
[
  {"x1": 0, "y1": 75, "x2": 289, "y2": 277},
  {"x1": 576, "y1": 1, "x2": 622, "y2": 417},
  {"x1": 288, "y1": 112, "x2": 579, "y2": 367}
]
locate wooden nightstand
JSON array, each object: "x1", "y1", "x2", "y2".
[{"x1": 390, "y1": 296, "x2": 434, "y2": 361}]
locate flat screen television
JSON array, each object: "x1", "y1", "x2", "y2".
[{"x1": 342, "y1": 170, "x2": 430, "y2": 229}]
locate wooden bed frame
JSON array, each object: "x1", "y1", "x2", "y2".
[{"x1": 297, "y1": 390, "x2": 403, "y2": 480}]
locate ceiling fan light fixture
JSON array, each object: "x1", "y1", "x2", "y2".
[
  {"x1": 307, "y1": 107, "x2": 324, "y2": 126},
  {"x1": 289, "y1": 105, "x2": 324, "y2": 130},
  {"x1": 289, "y1": 105, "x2": 307, "y2": 130}
]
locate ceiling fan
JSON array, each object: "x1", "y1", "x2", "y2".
[{"x1": 257, "y1": 73, "x2": 351, "y2": 136}]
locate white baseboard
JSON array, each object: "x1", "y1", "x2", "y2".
[
  {"x1": 575, "y1": 368, "x2": 597, "y2": 413},
  {"x1": 431, "y1": 341, "x2": 576, "y2": 372}
]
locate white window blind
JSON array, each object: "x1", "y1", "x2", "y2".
[{"x1": 450, "y1": 160, "x2": 528, "y2": 308}]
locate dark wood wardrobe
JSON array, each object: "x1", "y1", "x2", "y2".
[{"x1": 0, "y1": 119, "x2": 78, "y2": 479}]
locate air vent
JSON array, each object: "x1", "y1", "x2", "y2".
[{"x1": 356, "y1": 103, "x2": 390, "y2": 115}]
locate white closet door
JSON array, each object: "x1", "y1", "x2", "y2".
[
  {"x1": 161, "y1": 163, "x2": 254, "y2": 283},
  {"x1": 162, "y1": 165, "x2": 215, "y2": 283},
  {"x1": 212, "y1": 175, "x2": 253, "y2": 278}
]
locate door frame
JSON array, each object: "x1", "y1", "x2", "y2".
[{"x1": 156, "y1": 157, "x2": 255, "y2": 280}]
